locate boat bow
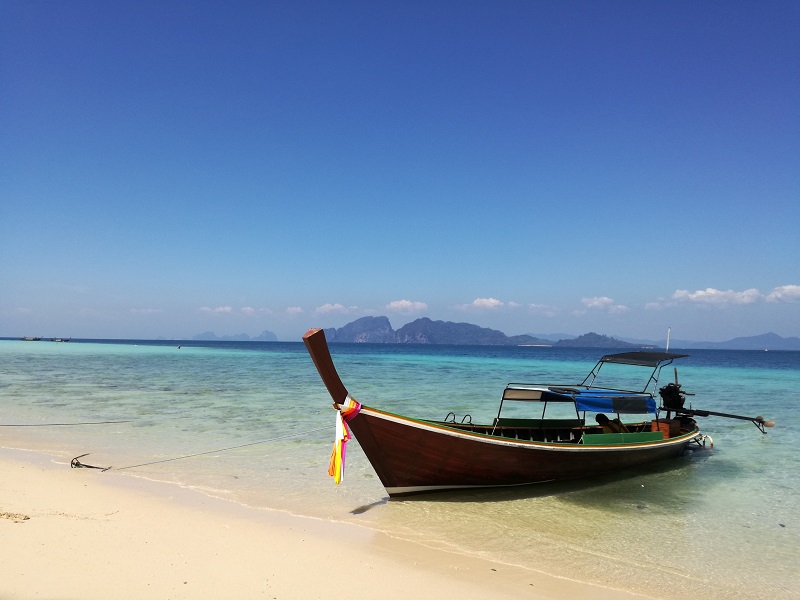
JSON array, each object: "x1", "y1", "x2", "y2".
[
  {"x1": 303, "y1": 328, "x2": 349, "y2": 407},
  {"x1": 301, "y1": 329, "x2": 721, "y2": 497}
]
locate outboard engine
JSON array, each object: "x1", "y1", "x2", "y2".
[{"x1": 659, "y1": 382, "x2": 686, "y2": 411}]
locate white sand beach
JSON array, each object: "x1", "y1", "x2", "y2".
[{"x1": 0, "y1": 448, "x2": 650, "y2": 600}]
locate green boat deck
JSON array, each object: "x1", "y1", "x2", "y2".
[{"x1": 581, "y1": 431, "x2": 666, "y2": 445}]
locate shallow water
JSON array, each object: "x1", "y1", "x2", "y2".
[{"x1": 1, "y1": 339, "x2": 798, "y2": 599}]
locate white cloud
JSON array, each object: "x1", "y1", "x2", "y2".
[
  {"x1": 672, "y1": 288, "x2": 761, "y2": 305},
  {"x1": 314, "y1": 303, "x2": 358, "y2": 315},
  {"x1": 581, "y1": 296, "x2": 629, "y2": 313},
  {"x1": 582, "y1": 296, "x2": 613, "y2": 309},
  {"x1": 475, "y1": 297, "x2": 503, "y2": 309},
  {"x1": 286, "y1": 306, "x2": 304, "y2": 316},
  {"x1": 457, "y1": 297, "x2": 504, "y2": 310},
  {"x1": 766, "y1": 285, "x2": 800, "y2": 303},
  {"x1": 198, "y1": 306, "x2": 234, "y2": 314},
  {"x1": 385, "y1": 299, "x2": 428, "y2": 313}
]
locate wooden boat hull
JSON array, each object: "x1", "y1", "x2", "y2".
[
  {"x1": 349, "y1": 406, "x2": 700, "y2": 496},
  {"x1": 302, "y1": 327, "x2": 703, "y2": 497}
]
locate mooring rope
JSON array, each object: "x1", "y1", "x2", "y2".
[
  {"x1": 72, "y1": 426, "x2": 330, "y2": 472},
  {"x1": 0, "y1": 420, "x2": 132, "y2": 427}
]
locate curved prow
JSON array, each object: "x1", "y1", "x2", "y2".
[{"x1": 302, "y1": 328, "x2": 349, "y2": 405}]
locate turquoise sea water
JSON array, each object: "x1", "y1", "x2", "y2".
[{"x1": 1, "y1": 339, "x2": 798, "y2": 599}]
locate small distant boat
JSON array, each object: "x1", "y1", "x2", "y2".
[
  {"x1": 21, "y1": 337, "x2": 42, "y2": 341},
  {"x1": 303, "y1": 328, "x2": 772, "y2": 497},
  {"x1": 52, "y1": 338, "x2": 71, "y2": 342}
]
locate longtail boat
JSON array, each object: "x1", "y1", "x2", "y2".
[{"x1": 303, "y1": 328, "x2": 773, "y2": 497}]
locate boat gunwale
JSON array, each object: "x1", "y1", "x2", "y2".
[{"x1": 357, "y1": 404, "x2": 702, "y2": 451}]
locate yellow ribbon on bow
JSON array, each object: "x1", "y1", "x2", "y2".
[{"x1": 328, "y1": 396, "x2": 361, "y2": 484}]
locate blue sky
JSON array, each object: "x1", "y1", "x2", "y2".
[{"x1": 2, "y1": 1, "x2": 799, "y2": 342}]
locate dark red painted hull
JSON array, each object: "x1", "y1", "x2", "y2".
[
  {"x1": 301, "y1": 327, "x2": 703, "y2": 497},
  {"x1": 349, "y1": 406, "x2": 700, "y2": 496}
]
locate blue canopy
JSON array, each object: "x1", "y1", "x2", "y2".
[{"x1": 573, "y1": 391, "x2": 657, "y2": 414}]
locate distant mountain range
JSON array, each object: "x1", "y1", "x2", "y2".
[
  {"x1": 193, "y1": 329, "x2": 277, "y2": 342},
  {"x1": 321, "y1": 316, "x2": 800, "y2": 350},
  {"x1": 672, "y1": 332, "x2": 800, "y2": 351},
  {"x1": 324, "y1": 317, "x2": 638, "y2": 348}
]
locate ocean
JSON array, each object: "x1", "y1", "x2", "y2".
[{"x1": 1, "y1": 339, "x2": 797, "y2": 599}]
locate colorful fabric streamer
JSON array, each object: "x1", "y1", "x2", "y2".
[{"x1": 328, "y1": 396, "x2": 361, "y2": 484}]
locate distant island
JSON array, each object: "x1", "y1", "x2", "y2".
[
  {"x1": 6, "y1": 323, "x2": 799, "y2": 350},
  {"x1": 678, "y1": 332, "x2": 800, "y2": 351},
  {"x1": 192, "y1": 330, "x2": 277, "y2": 342},
  {"x1": 323, "y1": 317, "x2": 638, "y2": 348},
  {"x1": 319, "y1": 316, "x2": 800, "y2": 350}
]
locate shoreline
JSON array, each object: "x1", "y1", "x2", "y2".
[{"x1": 1, "y1": 446, "x2": 650, "y2": 600}]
